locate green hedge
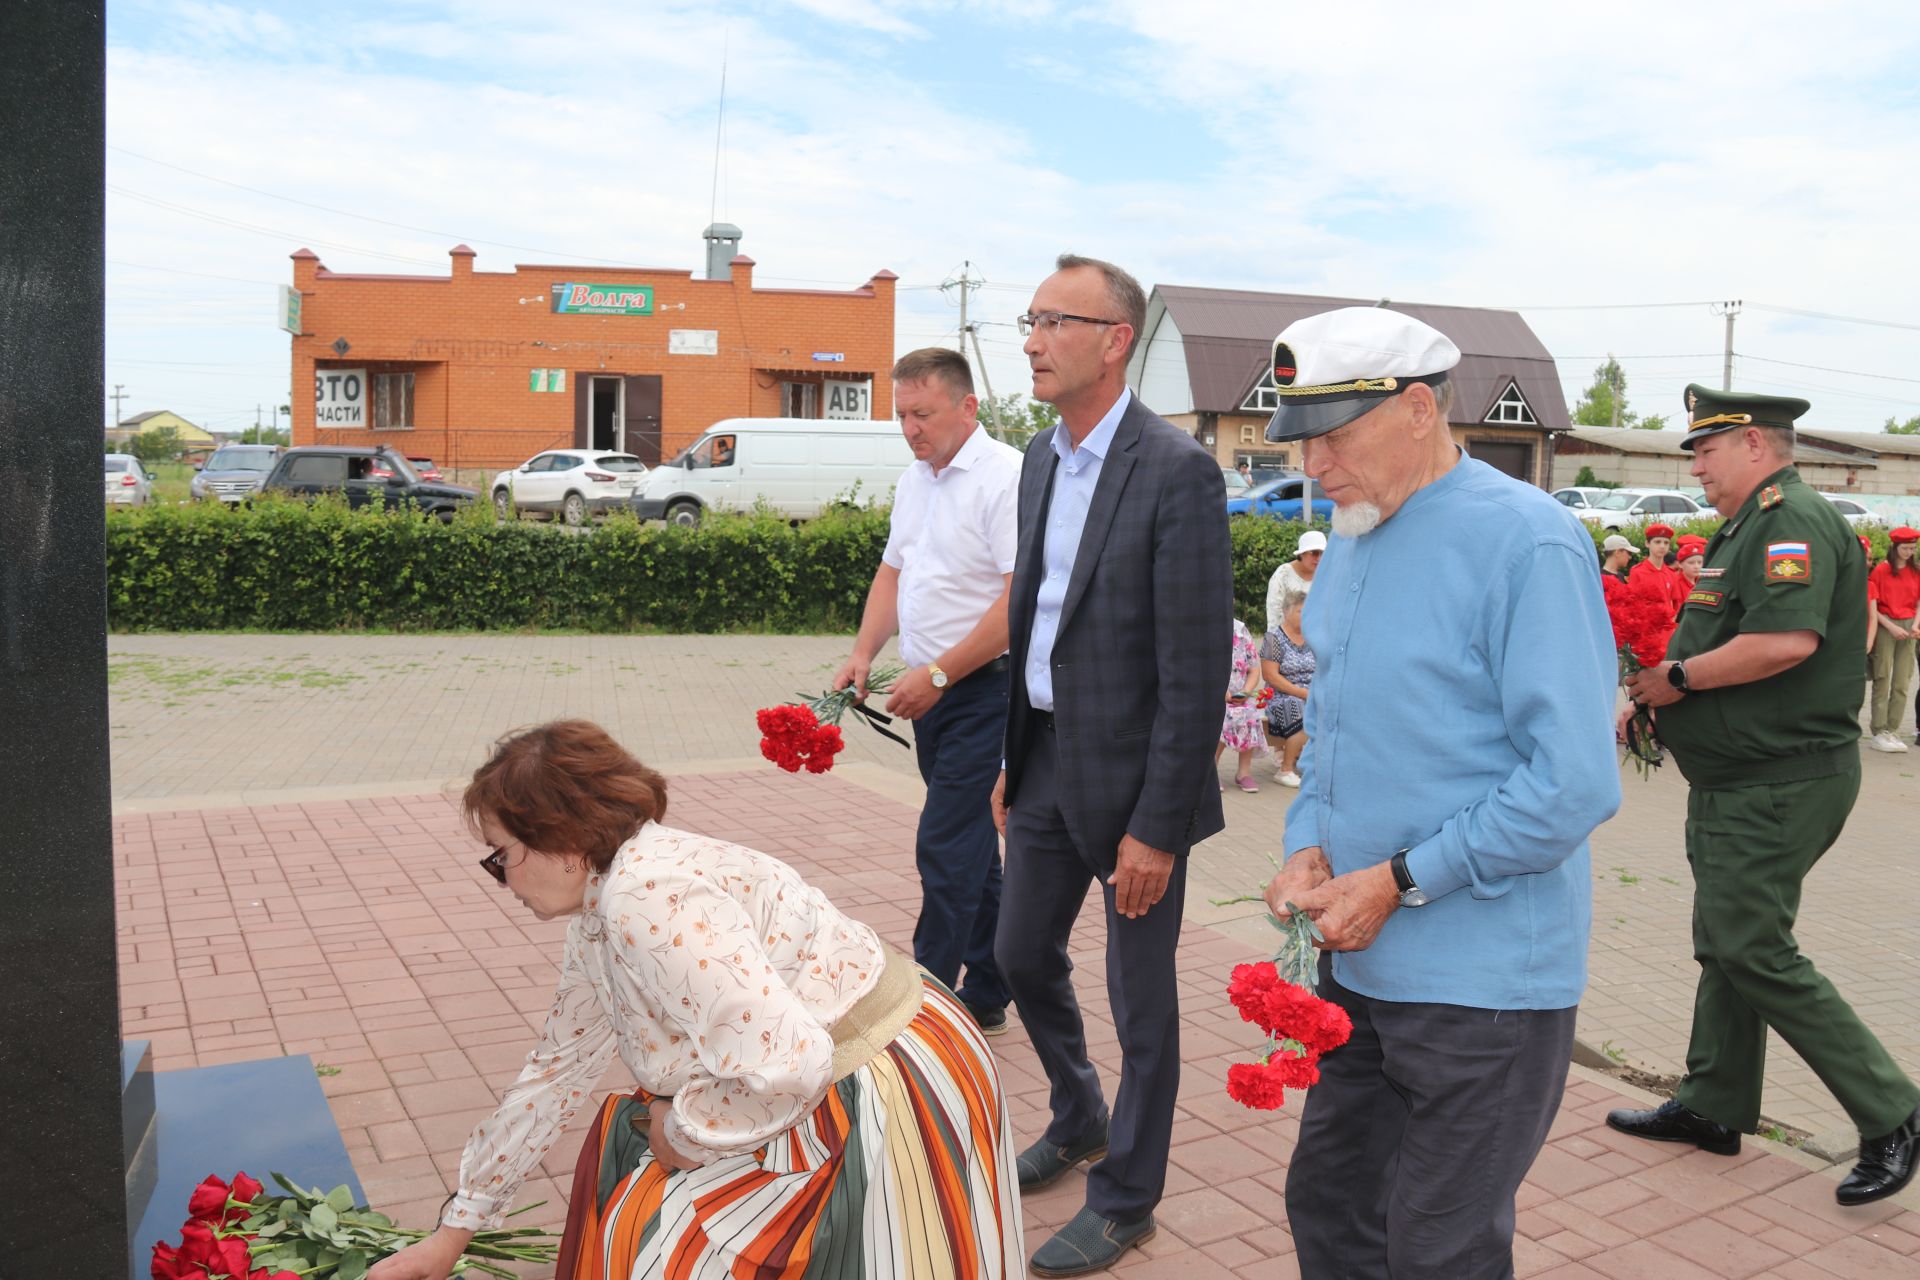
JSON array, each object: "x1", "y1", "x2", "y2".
[
  {"x1": 108, "y1": 499, "x2": 1883, "y2": 635},
  {"x1": 105, "y1": 498, "x2": 888, "y2": 633}
]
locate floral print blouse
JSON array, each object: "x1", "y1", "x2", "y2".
[{"x1": 445, "y1": 822, "x2": 886, "y2": 1231}]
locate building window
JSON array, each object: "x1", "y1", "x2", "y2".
[
  {"x1": 1240, "y1": 368, "x2": 1280, "y2": 412},
  {"x1": 781, "y1": 381, "x2": 819, "y2": 418},
  {"x1": 373, "y1": 372, "x2": 415, "y2": 430},
  {"x1": 1484, "y1": 380, "x2": 1536, "y2": 426}
]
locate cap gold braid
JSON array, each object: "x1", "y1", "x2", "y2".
[
  {"x1": 1274, "y1": 376, "x2": 1400, "y2": 398},
  {"x1": 1688, "y1": 412, "x2": 1754, "y2": 429}
]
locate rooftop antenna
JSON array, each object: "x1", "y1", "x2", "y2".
[{"x1": 709, "y1": 25, "x2": 729, "y2": 227}]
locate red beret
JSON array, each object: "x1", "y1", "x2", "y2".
[
  {"x1": 1861, "y1": 535, "x2": 1875, "y2": 555},
  {"x1": 1891, "y1": 526, "x2": 1919, "y2": 545},
  {"x1": 1676, "y1": 536, "x2": 1708, "y2": 559},
  {"x1": 1644, "y1": 523, "x2": 1675, "y2": 539}
]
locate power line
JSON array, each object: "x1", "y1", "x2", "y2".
[
  {"x1": 1746, "y1": 302, "x2": 1920, "y2": 333},
  {"x1": 107, "y1": 184, "x2": 444, "y2": 267}
]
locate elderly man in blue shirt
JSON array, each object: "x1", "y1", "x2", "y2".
[{"x1": 1260, "y1": 308, "x2": 1621, "y2": 1280}]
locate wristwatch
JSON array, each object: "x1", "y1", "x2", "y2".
[
  {"x1": 1667, "y1": 661, "x2": 1690, "y2": 693},
  {"x1": 1389, "y1": 849, "x2": 1430, "y2": 908},
  {"x1": 927, "y1": 663, "x2": 949, "y2": 689}
]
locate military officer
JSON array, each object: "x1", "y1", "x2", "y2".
[{"x1": 1607, "y1": 384, "x2": 1920, "y2": 1206}]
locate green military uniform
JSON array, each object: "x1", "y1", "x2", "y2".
[{"x1": 1655, "y1": 385, "x2": 1919, "y2": 1137}]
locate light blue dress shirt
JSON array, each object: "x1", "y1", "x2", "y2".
[
  {"x1": 1024, "y1": 387, "x2": 1132, "y2": 712},
  {"x1": 1284, "y1": 452, "x2": 1621, "y2": 1010}
]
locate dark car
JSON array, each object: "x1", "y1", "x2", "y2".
[
  {"x1": 1226, "y1": 475, "x2": 1336, "y2": 521},
  {"x1": 261, "y1": 445, "x2": 477, "y2": 518},
  {"x1": 370, "y1": 454, "x2": 443, "y2": 482}
]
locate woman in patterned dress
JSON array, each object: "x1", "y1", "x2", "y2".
[
  {"x1": 1218, "y1": 617, "x2": 1269, "y2": 792},
  {"x1": 1261, "y1": 594, "x2": 1316, "y2": 788},
  {"x1": 368, "y1": 720, "x2": 1023, "y2": 1280}
]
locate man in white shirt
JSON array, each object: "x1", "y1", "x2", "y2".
[{"x1": 834, "y1": 348, "x2": 1022, "y2": 1034}]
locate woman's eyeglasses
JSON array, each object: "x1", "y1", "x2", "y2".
[{"x1": 479, "y1": 845, "x2": 518, "y2": 885}]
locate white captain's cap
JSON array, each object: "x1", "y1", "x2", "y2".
[{"x1": 1264, "y1": 306, "x2": 1462, "y2": 443}]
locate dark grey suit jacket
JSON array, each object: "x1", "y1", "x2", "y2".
[{"x1": 1004, "y1": 393, "x2": 1232, "y2": 861}]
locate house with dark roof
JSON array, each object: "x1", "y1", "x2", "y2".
[{"x1": 1125, "y1": 286, "x2": 1570, "y2": 488}]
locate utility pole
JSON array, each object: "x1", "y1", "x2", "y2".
[
  {"x1": 1608, "y1": 355, "x2": 1621, "y2": 429},
  {"x1": 109, "y1": 383, "x2": 126, "y2": 434},
  {"x1": 940, "y1": 260, "x2": 1003, "y2": 434},
  {"x1": 1711, "y1": 300, "x2": 1742, "y2": 391}
]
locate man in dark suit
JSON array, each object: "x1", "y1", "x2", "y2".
[{"x1": 991, "y1": 254, "x2": 1233, "y2": 1277}]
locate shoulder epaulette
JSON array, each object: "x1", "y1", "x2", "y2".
[{"x1": 1758, "y1": 485, "x2": 1784, "y2": 510}]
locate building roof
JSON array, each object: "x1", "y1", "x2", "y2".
[
  {"x1": 1564, "y1": 427, "x2": 1874, "y2": 468},
  {"x1": 1133, "y1": 286, "x2": 1570, "y2": 431},
  {"x1": 1803, "y1": 428, "x2": 1920, "y2": 458}
]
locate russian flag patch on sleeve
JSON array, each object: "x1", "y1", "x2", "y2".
[{"x1": 1766, "y1": 540, "x2": 1811, "y2": 582}]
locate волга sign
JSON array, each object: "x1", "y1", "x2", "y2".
[{"x1": 551, "y1": 283, "x2": 655, "y2": 316}]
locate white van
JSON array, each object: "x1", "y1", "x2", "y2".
[{"x1": 630, "y1": 418, "x2": 913, "y2": 525}]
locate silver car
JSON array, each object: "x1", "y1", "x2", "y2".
[
  {"x1": 191, "y1": 443, "x2": 284, "y2": 503},
  {"x1": 104, "y1": 453, "x2": 153, "y2": 506}
]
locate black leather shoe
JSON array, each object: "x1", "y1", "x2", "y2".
[
  {"x1": 1837, "y1": 1107, "x2": 1920, "y2": 1206},
  {"x1": 1029, "y1": 1207, "x2": 1155, "y2": 1277},
  {"x1": 1605, "y1": 1099, "x2": 1741, "y2": 1155},
  {"x1": 1016, "y1": 1116, "x2": 1109, "y2": 1191}
]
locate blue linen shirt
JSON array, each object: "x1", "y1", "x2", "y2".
[
  {"x1": 1284, "y1": 452, "x2": 1621, "y2": 1010},
  {"x1": 1024, "y1": 387, "x2": 1131, "y2": 712}
]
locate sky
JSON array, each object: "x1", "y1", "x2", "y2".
[{"x1": 106, "y1": 0, "x2": 1920, "y2": 438}]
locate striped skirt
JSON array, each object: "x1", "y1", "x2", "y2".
[{"x1": 555, "y1": 974, "x2": 1025, "y2": 1279}]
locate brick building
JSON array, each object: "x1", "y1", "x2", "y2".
[
  {"x1": 1126, "y1": 285, "x2": 1569, "y2": 487},
  {"x1": 287, "y1": 225, "x2": 896, "y2": 475}
]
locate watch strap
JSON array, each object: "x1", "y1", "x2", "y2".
[{"x1": 1389, "y1": 850, "x2": 1415, "y2": 894}]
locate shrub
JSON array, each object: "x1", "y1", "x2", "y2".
[{"x1": 105, "y1": 496, "x2": 890, "y2": 633}]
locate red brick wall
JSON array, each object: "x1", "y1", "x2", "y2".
[{"x1": 289, "y1": 248, "x2": 897, "y2": 473}]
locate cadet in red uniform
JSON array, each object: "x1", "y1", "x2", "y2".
[{"x1": 1628, "y1": 522, "x2": 1686, "y2": 616}]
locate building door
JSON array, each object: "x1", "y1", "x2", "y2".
[
  {"x1": 623, "y1": 375, "x2": 662, "y2": 466},
  {"x1": 590, "y1": 377, "x2": 625, "y2": 451},
  {"x1": 1468, "y1": 440, "x2": 1535, "y2": 486}
]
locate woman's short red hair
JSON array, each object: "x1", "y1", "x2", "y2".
[{"x1": 464, "y1": 720, "x2": 669, "y2": 872}]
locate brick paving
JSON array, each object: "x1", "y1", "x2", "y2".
[
  {"x1": 110, "y1": 633, "x2": 1920, "y2": 1149},
  {"x1": 115, "y1": 766, "x2": 1920, "y2": 1277}
]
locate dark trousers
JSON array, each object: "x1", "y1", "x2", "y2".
[
  {"x1": 911, "y1": 665, "x2": 1011, "y2": 1012},
  {"x1": 994, "y1": 722, "x2": 1186, "y2": 1223},
  {"x1": 1676, "y1": 770, "x2": 1919, "y2": 1136},
  {"x1": 1287, "y1": 958, "x2": 1576, "y2": 1280}
]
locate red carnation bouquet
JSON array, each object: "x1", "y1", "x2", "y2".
[
  {"x1": 757, "y1": 663, "x2": 911, "y2": 775},
  {"x1": 1225, "y1": 907, "x2": 1352, "y2": 1111},
  {"x1": 149, "y1": 1170, "x2": 559, "y2": 1279},
  {"x1": 1605, "y1": 584, "x2": 1673, "y2": 777},
  {"x1": 1253, "y1": 686, "x2": 1275, "y2": 710}
]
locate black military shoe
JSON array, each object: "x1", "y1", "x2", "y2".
[
  {"x1": 1837, "y1": 1107, "x2": 1920, "y2": 1206},
  {"x1": 1605, "y1": 1099, "x2": 1741, "y2": 1156}
]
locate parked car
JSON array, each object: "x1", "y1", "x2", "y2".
[
  {"x1": 370, "y1": 455, "x2": 444, "y2": 483},
  {"x1": 1226, "y1": 475, "x2": 1336, "y2": 522},
  {"x1": 260, "y1": 445, "x2": 476, "y2": 518},
  {"x1": 190, "y1": 443, "x2": 284, "y2": 503},
  {"x1": 1249, "y1": 465, "x2": 1297, "y2": 488},
  {"x1": 490, "y1": 449, "x2": 647, "y2": 525},
  {"x1": 1820, "y1": 493, "x2": 1886, "y2": 528},
  {"x1": 1222, "y1": 467, "x2": 1251, "y2": 496},
  {"x1": 103, "y1": 452, "x2": 153, "y2": 507},
  {"x1": 1550, "y1": 486, "x2": 1610, "y2": 512},
  {"x1": 631, "y1": 418, "x2": 913, "y2": 526},
  {"x1": 1576, "y1": 488, "x2": 1704, "y2": 530}
]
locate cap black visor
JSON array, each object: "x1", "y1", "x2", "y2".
[{"x1": 1265, "y1": 396, "x2": 1384, "y2": 443}]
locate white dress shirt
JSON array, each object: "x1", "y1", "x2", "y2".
[
  {"x1": 1025, "y1": 387, "x2": 1132, "y2": 711},
  {"x1": 882, "y1": 425, "x2": 1021, "y2": 669}
]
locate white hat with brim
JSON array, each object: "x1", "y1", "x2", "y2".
[
  {"x1": 1601, "y1": 535, "x2": 1635, "y2": 553},
  {"x1": 1297, "y1": 530, "x2": 1328, "y2": 553},
  {"x1": 1265, "y1": 307, "x2": 1462, "y2": 443}
]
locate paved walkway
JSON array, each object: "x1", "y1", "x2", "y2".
[
  {"x1": 115, "y1": 772, "x2": 1920, "y2": 1278},
  {"x1": 111, "y1": 633, "x2": 1920, "y2": 1151}
]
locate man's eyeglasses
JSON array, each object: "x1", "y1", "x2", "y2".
[
  {"x1": 1016, "y1": 311, "x2": 1124, "y2": 337},
  {"x1": 479, "y1": 844, "x2": 519, "y2": 885}
]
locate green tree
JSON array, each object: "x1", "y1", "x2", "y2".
[
  {"x1": 975, "y1": 392, "x2": 1059, "y2": 448},
  {"x1": 1570, "y1": 357, "x2": 1667, "y2": 429},
  {"x1": 128, "y1": 425, "x2": 183, "y2": 464},
  {"x1": 237, "y1": 424, "x2": 291, "y2": 445},
  {"x1": 1883, "y1": 414, "x2": 1920, "y2": 435}
]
